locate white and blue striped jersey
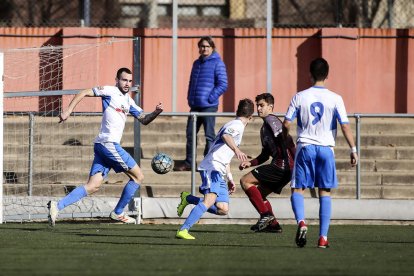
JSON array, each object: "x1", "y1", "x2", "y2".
[
  {"x1": 199, "y1": 119, "x2": 245, "y2": 175},
  {"x1": 285, "y1": 86, "x2": 349, "y2": 147},
  {"x1": 92, "y1": 86, "x2": 143, "y2": 144}
]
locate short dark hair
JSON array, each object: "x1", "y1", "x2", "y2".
[
  {"x1": 116, "y1": 67, "x2": 132, "y2": 79},
  {"x1": 310, "y1": 58, "x2": 329, "y2": 81},
  {"x1": 197, "y1": 36, "x2": 215, "y2": 50},
  {"x1": 255, "y1": 93, "x2": 274, "y2": 105},
  {"x1": 236, "y1": 98, "x2": 254, "y2": 118}
]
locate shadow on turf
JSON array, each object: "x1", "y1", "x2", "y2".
[{"x1": 78, "y1": 240, "x2": 285, "y2": 248}]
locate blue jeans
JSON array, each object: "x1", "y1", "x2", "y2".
[{"x1": 185, "y1": 106, "x2": 218, "y2": 165}]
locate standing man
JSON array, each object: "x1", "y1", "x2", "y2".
[
  {"x1": 176, "y1": 99, "x2": 254, "y2": 239},
  {"x1": 174, "y1": 36, "x2": 228, "y2": 171},
  {"x1": 283, "y1": 58, "x2": 358, "y2": 248},
  {"x1": 239, "y1": 93, "x2": 296, "y2": 233},
  {"x1": 48, "y1": 67, "x2": 163, "y2": 226}
]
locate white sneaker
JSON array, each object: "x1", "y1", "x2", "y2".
[
  {"x1": 48, "y1": 201, "x2": 59, "y2": 227},
  {"x1": 110, "y1": 211, "x2": 136, "y2": 224}
]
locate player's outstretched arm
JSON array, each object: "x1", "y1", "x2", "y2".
[
  {"x1": 59, "y1": 89, "x2": 94, "y2": 123},
  {"x1": 340, "y1": 123, "x2": 359, "y2": 166},
  {"x1": 137, "y1": 102, "x2": 163, "y2": 125},
  {"x1": 225, "y1": 164, "x2": 236, "y2": 194},
  {"x1": 222, "y1": 134, "x2": 248, "y2": 162}
]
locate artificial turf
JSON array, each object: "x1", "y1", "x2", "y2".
[{"x1": 0, "y1": 223, "x2": 412, "y2": 275}]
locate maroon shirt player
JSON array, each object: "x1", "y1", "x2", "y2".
[{"x1": 239, "y1": 93, "x2": 296, "y2": 233}]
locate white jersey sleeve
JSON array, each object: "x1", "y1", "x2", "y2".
[
  {"x1": 128, "y1": 97, "x2": 143, "y2": 119},
  {"x1": 199, "y1": 119, "x2": 245, "y2": 175},
  {"x1": 285, "y1": 86, "x2": 349, "y2": 147}
]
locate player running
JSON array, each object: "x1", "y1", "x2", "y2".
[
  {"x1": 239, "y1": 93, "x2": 296, "y2": 233},
  {"x1": 176, "y1": 98, "x2": 255, "y2": 239},
  {"x1": 47, "y1": 67, "x2": 163, "y2": 226},
  {"x1": 283, "y1": 58, "x2": 358, "y2": 248}
]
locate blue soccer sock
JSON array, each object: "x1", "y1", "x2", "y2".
[
  {"x1": 319, "y1": 196, "x2": 332, "y2": 237},
  {"x1": 186, "y1": 195, "x2": 217, "y2": 214},
  {"x1": 291, "y1": 192, "x2": 305, "y2": 223},
  {"x1": 180, "y1": 202, "x2": 208, "y2": 230},
  {"x1": 207, "y1": 204, "x2": 218, "y2": 214},
  {"x1": 114, "y1": 180, "x2": 140, "y2": 215},
  {"x1": 187, "y1": 194, "x2": 201, "y2": 205},
  {"x1": 57, "y1": 185, "x2": 87, "y2": 210}
]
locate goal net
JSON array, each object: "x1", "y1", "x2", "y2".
[{"x1": 1, "y1": 39, "x2": 141, "y2": 222}]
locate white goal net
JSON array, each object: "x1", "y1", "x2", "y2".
[{"x1": 1, "y1": 39, "x2": 141, "y2": 222}]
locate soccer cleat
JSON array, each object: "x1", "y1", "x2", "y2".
[
  {"x1": 176, "y1": 229, "x2": 195, "y2": 240},
  {"x1": 318, "y1": 236, "x2": 330, "y2": 248},
  {"x1": 264, "y1": 221, "x2": 283, "y2": 233},
  {"x1": 110, "y1": 211, "x2": 136, "y2": 224},
  {"x1": 47, "y1": 200, "x2": 59, "y2": 227},
  {"x1": 250, "y1": 214, "x2": 275, "y2": 232},
  {"x1": 295, "y1": 220, "x2": 308, "y2": 248},
  {"x1": 177, "y1": 191, "x2": 190, "y2": 217}
]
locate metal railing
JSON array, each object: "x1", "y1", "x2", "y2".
[
  {"x1": 3, "y1": 90, "x2": 414, "y2": 199},
  {"x1": 155, "y1": 112, "x2": 414, "y2": 199}
]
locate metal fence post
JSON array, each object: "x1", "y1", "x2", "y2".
[
  {"x1": 191, "y1": 113, "x2": 197, "y2": 196},
  {"x1": 28, "y1": 112, "x2": 34, "y2": 196},
  {"x1": 131, "y1": 37, "x2": 142, "y2": 216},
  {"x1": 356, "y1": 114, "x2": 361, "y2": 199},
  {"x1": 133, "y1": 36, "x2": 142, "y2": 167}
]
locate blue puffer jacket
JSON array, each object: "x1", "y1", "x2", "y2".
[{"x1": 187, "y1": 51, "x2": 228, "y2": 108}]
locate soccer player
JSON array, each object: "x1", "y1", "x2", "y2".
[
  {"x1": 239, "y1": 93, "x2": 296, "y2": 233},
  {"x1": 283, "y1": 58, "x2": 358, "y2": 248},
  {"x1": 175, "y1": 98, "x2": 255, "y2": 239},
  {"x1": 47, "y1": 67, "x2": 163, "y2": 226}
]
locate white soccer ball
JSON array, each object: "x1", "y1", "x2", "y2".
[{"x1": 151, "y1": 152, "x2": 174, "y2": 174}]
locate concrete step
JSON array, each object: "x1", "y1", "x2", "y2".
[
  {"x1": 5, "y1": 153, "x2": 414, "y2": 175},
  {"x1": 4, "y1": 142, "x2": 414, "y2": 163},
  {"x1": 4, "y1": 157, "x2": 414, "y2": 188},
  {"x1": 4, "y1": 182, "x2": 413, "y2": 200},
  {"x1": 4, "y1": 116, "x2": 414, "y2": 134}
]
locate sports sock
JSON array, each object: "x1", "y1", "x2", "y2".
[
  {"x1": 264, "y1": 200, "x2": 279, "y2": 224},
  {"x1": 180, "y1": 202, "x2": 208, "y2": 230},
  {"x1": 319, "y1": 196, "x2": 332, "y2": 237},
  {"x1": 207, "y1": 204, "x2": 218, "y2": 214},
  {"x1": 186, "y1": 195, "x2": 216, "y2": 214},
  {"x1": 291, "y1": 192, "x2": 305, "y2": 223},
  {"x1": 245, "y1": 186, "x2": 268, "y2": 215},
  {"x1": 114, "y1": 180, "x2": 140, "y2": 215},
  {"x1": 57, "y1": 185, "x2": 87, "y2": 210},
  {"x1": 186, "y1": 194, "x2": 201, "y2": 205},
  {"x1": 264, "y1": 200, "x2": 275, "y2": 217}
]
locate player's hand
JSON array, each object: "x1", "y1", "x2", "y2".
[
  {"x1": 155, "y1": 102, "x2": 163, "y2": 112},
  {"x1": 239, "y1": 161, "x2": 251, "y2": 170},
  {"x1": 350, "y1": 152, "x2": 358, "y2": 167},
  {"x1": 58, "y1": 110, "x2": 70, "y2": 123},
  {"x1": 228, "y1": 180, "x2": 236, "y2": 195},
  {"x1": 234, "y1": 148, "x2": 248, "y2": 162}
]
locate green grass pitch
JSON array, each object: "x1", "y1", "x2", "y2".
[{"x1": 0, "y1": 223, "x2": 413, "y2": 275}]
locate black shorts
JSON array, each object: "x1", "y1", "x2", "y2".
[{"x1": 251, "y1": 164, "x2": 291, "y2": 194}]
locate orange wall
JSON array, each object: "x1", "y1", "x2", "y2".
[{"x1": 1, "y1": 27, "x2": 413, "y2": 113}]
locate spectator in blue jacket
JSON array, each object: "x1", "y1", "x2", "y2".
[{"x1": 174, "y1": 36, "x2": 228, "y2": 171}]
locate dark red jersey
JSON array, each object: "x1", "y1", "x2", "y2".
[{"x1": 255, "y1": 114, "x2": 296, "y2": 170}]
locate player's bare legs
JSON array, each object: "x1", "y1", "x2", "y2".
[
  {"x1": 110, "y1": 165, "x2": 143, "y2": 224},
  {"x1": 215, "y1": 202, "x2": 229, "y2": 215},
  {"x1": 48, "y1": 173, "x2": 103, "y2": 227},
  {"x1": 241, "y1": 172, "x2": 276, "y2": 231},
  {"x1": 84, "y1": 173, "x2": 105, "y2": 194},
  {"x1": 176, "y1": 192, "x2": 218, "y2": 239}
]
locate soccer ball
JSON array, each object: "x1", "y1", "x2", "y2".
[{"x1": 151, "y1": 152, "x2": 174, "y2": 174}]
